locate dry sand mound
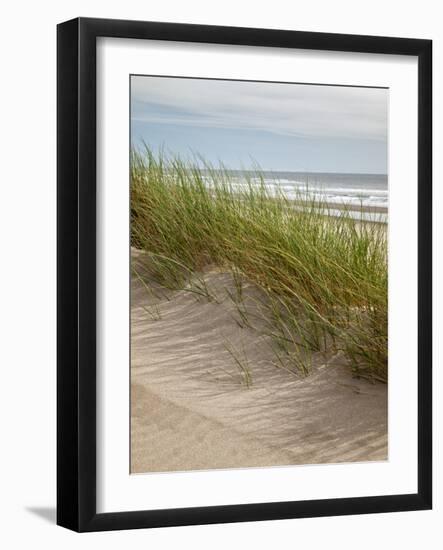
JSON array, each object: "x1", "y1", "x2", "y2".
[{"x1": 131, "y1": 248, "x2": 387, "y2": 474}]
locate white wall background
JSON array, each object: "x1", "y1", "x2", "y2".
[{"x1": 0, "y1": 1, "x2": 440, "y2": 547}]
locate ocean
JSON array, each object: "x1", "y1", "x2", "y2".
[
  {"x1": 225, "y1": 171, "x2": 388, "y2": 209},
  {"x1": 211, "y1": 170, "x2": 388, "y2": 222}
]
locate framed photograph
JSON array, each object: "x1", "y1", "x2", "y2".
[{"x1": 57, "y1": 17, "x2": 432, "y2": 532}]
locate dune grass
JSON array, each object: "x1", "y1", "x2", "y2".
[{"x1": 131, "y1": 148, "x2": 388, "y2": 383}]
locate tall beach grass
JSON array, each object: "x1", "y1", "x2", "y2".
[{"x1": 131, "y1": 148, "x2": 388, "y2": 383}]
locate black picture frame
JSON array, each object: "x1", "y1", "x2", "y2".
[{"x1": 57, "y1": 17, "x2": 432, "y2": 532}]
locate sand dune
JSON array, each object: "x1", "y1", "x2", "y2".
[{"x1": 131, "y1": 248, "x2": 387, "y2": 474}]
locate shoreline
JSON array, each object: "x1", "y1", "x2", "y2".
[
  {"x1": 220, "y1": 193, "x2": 388, "y2": 220},
  {"x1": 314, "y1": 201, "x2": 387, "y2": 214},
  {"x1": 275, "y1": 198, "x2": 388, "y2": 224},
  {"x1": 211, "y1": 192, "x2": 388, "y2": 215},
  {"x1": 279, "y1": 197, "x2": 387, "y2": 216}
]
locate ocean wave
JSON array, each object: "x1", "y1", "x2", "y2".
[{"x1": 201, "y1": 174, "x2": 388, "y2": 207}]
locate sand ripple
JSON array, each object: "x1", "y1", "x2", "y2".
[{"x1": 131, "y1": 249, "x2": 387, "y2": 473}]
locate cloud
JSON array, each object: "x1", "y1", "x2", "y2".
[{"x1": 131, "y1": 76, "x2": 388, "y2": 141}]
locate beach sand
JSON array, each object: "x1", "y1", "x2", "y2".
[{"x1": 131, "y1": 248, "x2": 387, "y2": 474}]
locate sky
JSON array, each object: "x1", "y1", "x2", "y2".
[{"x1": 131, "y1": 76, "x2": 388, "y2": 174}]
